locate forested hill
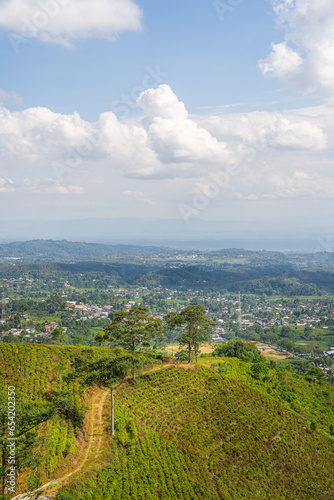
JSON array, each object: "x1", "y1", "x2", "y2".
[
  {"x1": 136, "y1": 265, "x2": 334, "y2": 295},
  {"x1": 0, "y1": 240, "x2": 177, "y2": 262},
  {"x1": 1, "y1": 239, "x2": 334, "y2": 268},
  {"x1": 1, "y1": 260, "x2": 334, "y2": 295},
  {"x1": 1, "y1": 240, "x2": 334, "y2": 296}
]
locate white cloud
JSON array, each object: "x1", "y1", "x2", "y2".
[
  {"x1": 267, "y1": 171, "x2": 334, "y2": 199},
  {"x1": 196, "y1": 107, "x2": 328, "y2": 152},
  {"x1": 1, "y1": 84, "x2": 334, "y2": 203},
  {"x1": 258, "y1": 42, "x2": 303, "y2": 80},
  {"x1": 259, "y1": 0, "x2": 334, "y2": 101},
  {"x1": 122, "y1": 189, "x2": 144, "y2": 197},
  {"x1": 122, "y1": 189, "x2": 155, "y2": 205},
  {"x1": 0, "y1": 177, "x2": 15, "y2": 192},
  {"x1": 137, "y1": 85, "x2": 233, "y2": 167},
  {"x1": 23, "y1": 178, "x2": 84, "y2": 194},
  {"x1": 0, "y1": 0, "x2": 142, "y2": 46}
]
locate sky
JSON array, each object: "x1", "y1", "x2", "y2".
[{"x1": 0, "y1": 0, "x2": 334, "y2": 244}]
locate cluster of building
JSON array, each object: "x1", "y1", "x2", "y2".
[
  {"x1": 67, "y1": 301, "x2": 111, "y2": 320},
  {"x1": 2, "y1": 321, "x2": 67, "y2": 340}
]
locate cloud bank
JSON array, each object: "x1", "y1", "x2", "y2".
[
  {"x1": 0, "y1": 0, "x2": 143, "y2": 46},
  {"x1": 1, "y1": 84, "x2": 334, "y2": 202}
]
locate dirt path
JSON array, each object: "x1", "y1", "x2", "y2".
[
  {"x1": 11, "y1": 388, "x2": 110, "y2": 500},
  {"x1": 12, "y1": 362, "x2": 173, "y2": 500}
]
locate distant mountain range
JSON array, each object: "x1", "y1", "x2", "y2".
[
  {"x1": 0, "y1": 239, "x2": 177, "y2": 262},
  {"x1": 0, "y1": 217, "x2": 331, "y2": 251},
  {"x1": 0, "y1": 238, "x2": 333, "y2": 268},
  {"x1": 0, "y1": 240, "x2": 333, "y2": 295}
]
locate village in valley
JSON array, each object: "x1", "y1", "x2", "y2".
[{"x1": 1, "y1": 271, "x2": 334, "y2": 370}]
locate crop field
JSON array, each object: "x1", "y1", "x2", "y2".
[
  {"x1": 59, "y1": 365, "x2": 334, "y2": 500},
  {"x1": 0, "y1": 344, "x2": 105, "y2": 491},
  {"x1": 2, "y1": 344, "x2": 334, "y2": 500}
]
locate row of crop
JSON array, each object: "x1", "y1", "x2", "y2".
[
  {"x1": 116, "y1": 366, "x2": 334, "y2": 499},
  {"x1": 0, "y1": 344, "x2": 90, "y2": 488},
  {"x1": 33, "y1": 418, "x2": 77, "y2": 479},
  {"x1": 0, "y1": 344, "x2": 55, "y2": 396},
  {"x1": 56, "y1": 420, "x2": 220, "y2": 500},
  {"x1": 209, "y1": 355, "x2": 334, "y2": 436},
  {"x1": 53, "y1": 360, "x2": 334, "y2": 500}
]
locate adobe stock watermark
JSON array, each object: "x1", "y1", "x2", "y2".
[
  {"x1": 8, "y1": 0, "x2": 70, "y2": 54},
  {"x1": 278, "y1": 234, "x2": 334, "y2": 288},
  {"x1": 315, "y1": 236, "x2": 334, "y2": 253},
  {"x1": 7, "y1": 386, "x2": 16, "y2": 494},
  {"x1": 178, "y1": 107, "x2": 286, "y2": 223},
  {"x1": 52, "y1": 131, "x2": 102, "y2": 182},
  {"x1": 178, "y1": 162, "x2": 241, "y2": 223},
  {"x1": 213, "y1": 0, "x2": 243, "y2": 21},
  {"x1": 110, "y1": 65, "x2": 169, "y2": 119},
  {"x1": 52, "y1": 64, "x2": 168, "y2": 182}
]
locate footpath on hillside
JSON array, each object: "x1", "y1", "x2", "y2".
[
  {"x1": 11, "y1": 362, "x2": 174, "y2": 500},
  {"x1": 11, "y1": 387, "x2": 109, "y2": 500}
]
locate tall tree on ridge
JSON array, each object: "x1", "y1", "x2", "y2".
[
  {"x1": 165, "y1": 305, "x2": 215, "y2": 363},
  {"x1": 104, "y1": 306, "x2": 164, "y2": 379}
]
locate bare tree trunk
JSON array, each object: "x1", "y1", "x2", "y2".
[
  {"x1": 188, "y1": 344, "x2": 191, "y2": 363},
  {"x1": 111, "y1": 386, "x2": 114, "y2": 436}
]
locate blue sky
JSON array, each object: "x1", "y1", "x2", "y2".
[
  {"x1": 0, "y1": 0, "x2": 317, "y2": 118},
  {"x1": 0, "y1": 0, "x2": 333, "y2": 245}
]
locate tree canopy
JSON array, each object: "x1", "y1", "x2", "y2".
[
  {"x1": 104, "y1": 306, "x2": 164, "y2": 356},
  {"x1": 165, "y1": 305, "x2": 215, "y2": 362},
  {"x1": 68, "y1": 352, "x2": 152, "y2": 435},
  {"x1": 213, "y1": 338, "x2": 264, "y2": 363}
]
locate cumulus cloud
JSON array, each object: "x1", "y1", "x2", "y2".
[
  {"x1": 259, "y1": 0, "x2": 334, "y2": 101},
  {"x1": 196, "y1": 107, "x2": 328, "y2": 152},
  {"x1": 0, "y1": 86, "x2": 238, "y2": 180},
  {"x1": 258, "y1": 42, "x2": 303, "y2": 81},
  {"x1": 0, "y1": 0, "x2": 142, "y2": 46},
  {"x1": 1, "y1": 84, "x2": 334, "y2": 202},
  {"x1": 137, "y1": 85, "x2": 233, "y2": 168}
]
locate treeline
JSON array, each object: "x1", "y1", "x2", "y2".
[
  {"x1": 136, "y1": 265, "x2": 333, "y2": 295},
  {"x1": 2, "y1": 261, "x2": 334, "y2": 296},
  {"x1": 0, "y1": 240, "x2": 177, "y2": 262}
]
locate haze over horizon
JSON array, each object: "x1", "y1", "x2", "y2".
[
  {"x1": 0, "y1": 216, "x2": 332, "y2": 252},
  {"x1": 0, "y1": 0, "x2": 334, "y2": 245}
]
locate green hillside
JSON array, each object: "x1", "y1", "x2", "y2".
[
  {"x1": 0, "y1": 343, "x2": 110, "y2": 494},
  {"x1": 1, "y1": 344, "x2": 334, "y2": 500},
  {"x1": 58, "y1": 366, "x2": 334, "y2": 500},
  {"x1": 0, "y1": 240, "x2": 176, "y2": 262}
]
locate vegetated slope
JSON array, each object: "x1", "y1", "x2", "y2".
[
  {"x1": 2, "y1": 260, "x2": 333, "y2": 294},
  {"x1": 136, "y1": 265, "x2": 333, "y2": 295},
  {"x1": 58, "y1": 366, "x2": 334, "y2": 500},
  {"x1": 0, "y1": 343, "x2": 109, "y2": 493},
  {"x1": 0, "y1": 240, "x2": 176, "y2": 262},
  {"x1": 205, "y1": 356, "x2": 334, "y2": 436}
]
